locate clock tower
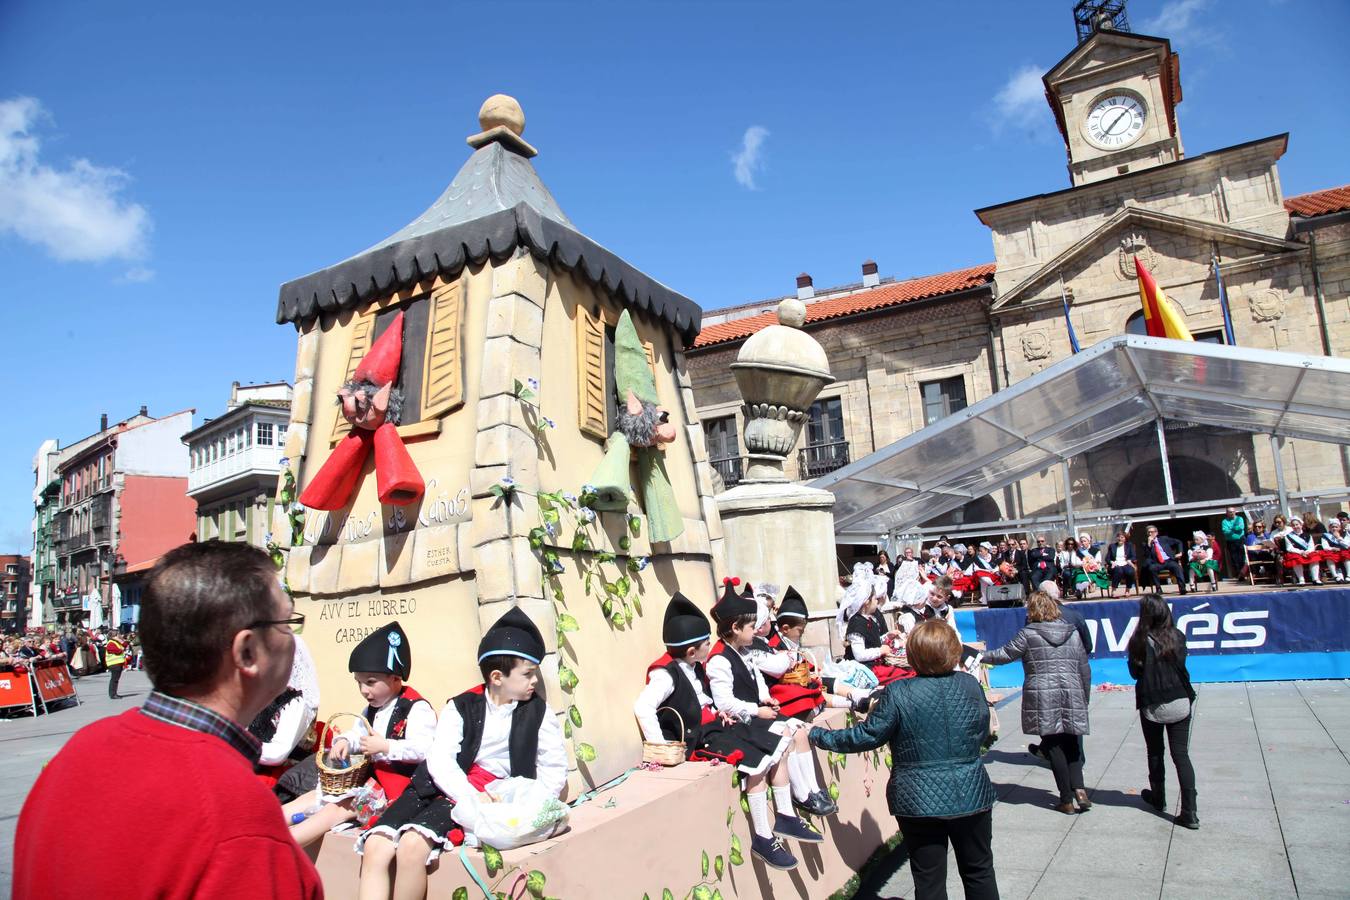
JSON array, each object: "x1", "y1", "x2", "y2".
[{"x1": 1044, "y1": 1, "x2": 1185, "y2": 186}]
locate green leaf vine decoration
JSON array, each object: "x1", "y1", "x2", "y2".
[
  {"x1": 265, "y1": 464, "x2": 304, "y2": 595},
  {"x1": 527, "y1": 481, "x2": 651, "y2": 769}
]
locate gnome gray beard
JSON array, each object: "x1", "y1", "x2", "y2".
[
  {"x1": 339, "y1": 379, "x2": 404, "y2": 425},
  {"x1": 616, "y1": 398, "x2": 661, "y2": 446}
]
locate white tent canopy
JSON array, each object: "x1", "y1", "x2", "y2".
[{"x1": 814, "y1": 335, "x2": 1350, "y2": 541}]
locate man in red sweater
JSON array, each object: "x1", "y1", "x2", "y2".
[{"x1": 15, "y1": 541, "x2": 324, "y2": 899}]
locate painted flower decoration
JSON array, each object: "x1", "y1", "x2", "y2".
[{"x1": 578, "y1": 507, "x2": 596, "y2": 524}]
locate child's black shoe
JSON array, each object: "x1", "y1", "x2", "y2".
[
  {"x1": 795, "y1": 790, "x2": 837, "y2": 817},
  {"x1": 772, "y1": 813, "x2": 824, "y2": 843},
  {"x1": 750, "y1": 834, "x2": 798, "y2": 870}
]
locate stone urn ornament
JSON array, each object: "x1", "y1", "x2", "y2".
[{"x1": 730, "y1": 298, "x2": 832, "y2": 482}]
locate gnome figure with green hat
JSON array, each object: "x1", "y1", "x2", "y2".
[{"x1": 587, "y1": 311, "x2": 685, "y2": 543}]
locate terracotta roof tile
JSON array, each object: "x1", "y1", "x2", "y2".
[
  {"x1": 691, "y1": 263, "x2": 996, "y2": 349},
  {"x1": 1284, "y1": 185, "x2": 1350, "y2": 218}
]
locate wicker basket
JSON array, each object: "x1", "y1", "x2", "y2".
[
  {"x1": 641, "y1": 706, "x2": 687, "y2": 767},
  {"x1": 884, "y1": 651, "x2": 908, "y2": 667},
  {"x1": 778, "y1": 648, "x2": 820, "y2": 687},
  {"x1": 316, "y1": 712, "x2": 373, "y2": 795}
]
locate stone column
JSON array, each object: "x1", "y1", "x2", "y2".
[{"x1": 715, "y1": 299, "x2": 841, "y2": 657}]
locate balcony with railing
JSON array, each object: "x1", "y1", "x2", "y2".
[
  {"x1": 710, "y1": 456, "x2": 744, "y2": 489},
  {"x1": 798, "y1": 440, "x2": 851, "y2": 479},
  {"x1": 189, "y1": 443, "x2": 287, "y2": 494}
]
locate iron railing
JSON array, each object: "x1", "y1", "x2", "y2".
[
  {"x1": 710, "y1": 456, "x2": 744, "y2": 488},
  {"x1": 798, "y1": 441, "x2": 850, "y2": 479}
]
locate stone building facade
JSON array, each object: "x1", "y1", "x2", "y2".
[{"x1": 687, "y1": 20, "x2": 1349, "y2": 548}]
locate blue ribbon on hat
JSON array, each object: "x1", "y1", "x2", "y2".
[{"x1": 386, "y1": 631, "x2": 403, "y2": 673}]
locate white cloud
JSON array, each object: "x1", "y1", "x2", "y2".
[
  {"x1": 731, "y1": 125, "x2": 770, "y2": 190},
  {"x1": 992, "y1": 64, "x2": 1049, "y2": 132},
  {"x1": 118, "y1": 266, "x2": 155, "y2": 283},
  {"x1": 1141, "y1": 0, "x2": 1214, "y2": 44},
  {"x1": 0, "y1": 96, "x2": 151, "y2": 263}
]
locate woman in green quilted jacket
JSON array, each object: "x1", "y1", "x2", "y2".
[{"x1": 810, "y1": 620, "x2": 998, "y2": 900}]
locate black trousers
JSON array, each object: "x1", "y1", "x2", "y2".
[
  {"x1": 897, "y1": 809, "x2": 999, "y2": 900},
  {"x1": 107, "y1": 664, "x2": 124, "y2": 698},
  {"x1": 1141, "y1": 711, "x2": 1195, "y2": 795},
  {"x1": 1143, "y1": 560, "x2": 1187, "y2": 592},
  {"x1": 1224, "y1": 540, "x2": 1247, "y2": 579},
  {"x1": 1041, "y1": 733, "x2": 1084, "y2": 803},
  {"x1": 1109, "y1": 565, "x2": 1136, "y2": 590}
]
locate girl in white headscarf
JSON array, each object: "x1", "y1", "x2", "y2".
[
  {"x1": 252, "y1": 634, "x2": 321, "y2": 772},
  {"x1": 837, "y1": 563, "x2": 909, "y2": 686},
  {"x1": 889, "y1": 546, "x2": 932, "y2": 612}
]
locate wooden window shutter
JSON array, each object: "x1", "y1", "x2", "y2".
[
  {"x1": 420, "y1": 281, "x2": 465, "y2": 419},
  {"x1": 577, "y1": 306, "x2": 608, "y2": 440},
  {"x1": 330, "y1": 315, "x2": 375, "y2": 444}
]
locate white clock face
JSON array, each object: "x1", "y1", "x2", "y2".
[{"x1": 1084, "y1": 94, "x2": 1146, "y2": 150}]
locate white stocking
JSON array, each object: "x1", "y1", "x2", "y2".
[
  {"x1": 787, "y1": 752, "x2": 820, "y2": 801},
  {"x1": 747, "y1": 790, "x2": 772, "y2": 838}
]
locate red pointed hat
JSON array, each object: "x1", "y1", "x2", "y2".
[{"x1": 354, "y1": 311, "x2": 404, "y2": 386}]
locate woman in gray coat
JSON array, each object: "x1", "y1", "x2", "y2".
[{"x1": 984, "y1": 590, "x2": 1093, "y2": 814}]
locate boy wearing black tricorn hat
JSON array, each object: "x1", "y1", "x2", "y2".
[
  {"x1": 329, "y1": 621, "x2": 436, "y2": 802},
  {"x1": 763, "y1": 585, "x2": 875, "y2": 717},
  {"x1": 354, "y1": 607, "x2": 567, "y2": 900}
]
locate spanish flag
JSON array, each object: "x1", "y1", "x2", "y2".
[{"x1": 1135, "y1": 257, "x2": 1193, "y2": 340}]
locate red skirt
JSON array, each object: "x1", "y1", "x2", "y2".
[
  {"x1": 870, "y1": 663, "x2": 916, "y2": 686},
  {"x1": 1283, "y1": 550, "x2": 1323, "y2": 567},
  {"x1": 768, "y1": 681, "x2": 825, "y2": 719}
]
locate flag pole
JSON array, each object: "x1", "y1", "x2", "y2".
[
  {"x1": 1059, "y1": 271, "x2": 1081, "y2": 354},
  {"x1": 1213, "y1": 241, "x2": 1237, "y2": 345}
]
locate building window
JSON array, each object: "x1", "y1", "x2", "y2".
[
  {"x1": 277, "y1": 424, "x2": 288, "y2": 445},
  {"x1": 245, "y1": 425, "x2": 252, "y2": 447},
  {"x1": 920, "y1": 376, "x2": 967, "y2": 426},
  {"x1": 1126, "y1": 312, "x2": 1225, "y2": 343},
  {"x1": 257, "y1": 422, "x2": 274, "y2": 446},
  {"x1": 800, "y1": 398, "x2": 849, "y2": 478},
  {"x1": 704, "y1": 416, "x2": 742, "y2": 487}
]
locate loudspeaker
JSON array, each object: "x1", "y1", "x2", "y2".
[{"x1": 985, "y1": 584, "x2": 1025, "y2": 607}]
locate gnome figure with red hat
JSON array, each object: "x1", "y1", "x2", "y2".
[{"x1": 299, "y1": 312, "x2": 426, "y2": 510}]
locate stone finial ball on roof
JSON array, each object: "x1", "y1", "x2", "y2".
[
  {"x1": 778, "y1": 297, "x2": 807, "y2": 329},
  {"x1": 479, "y1": 94, "x2": 525, "y2": 136}
]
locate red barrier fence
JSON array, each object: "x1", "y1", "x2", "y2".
[{"x1": 0, "y1": 660, "x2": 81, "y2": 715}]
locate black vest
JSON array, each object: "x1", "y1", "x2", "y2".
[
  {"x1": 718, "y1": 645, "x2": 761, "y2": 706},
  {"x1": 452, "y1": 689, "x2": 546, "y2": 779},
  {"x1": 363, "y1": 688, "x2": 424, "y2": 779},
  {"x1": 248, "y1": 687, "x2": 308, "y2": 766},
  {"x1": 845, "y1": 613, "x2": 883, "y2": 659},
  {"x1": 657, "y1": 661, "x2": 709, "y2": 748}
]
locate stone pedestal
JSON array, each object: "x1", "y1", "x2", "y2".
[{"x1": 716, "y1": 480, "x2": 838, "y2": 657}]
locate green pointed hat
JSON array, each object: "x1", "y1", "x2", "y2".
[{"x1": 614, "y1": 310, "x2": 658, "y2": 406}]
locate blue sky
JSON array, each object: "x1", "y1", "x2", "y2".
[{"x1": 1, "y1": 0, "x2": 1347, "y2": 553}]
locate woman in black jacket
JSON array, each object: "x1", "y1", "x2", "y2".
[{"x1": 1126, "y1": 593, "x2": 1198, "y2": 829}]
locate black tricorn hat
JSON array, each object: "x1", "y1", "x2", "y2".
[
  {"x1": 478, "y1": 607, "x2": 545, "y2": 664},
  {"x1": 776, "y1": 586, "x2": 807, "y2": 621},
  {"x1": 712, "y1": 577, "x2": 756, "y2": 622},
  {"x1": 348, "y1": 621, "x2": 411, "y2": 679},
  {"x1": 663, "y1": 592, "x2": 711, "y2": 647}
]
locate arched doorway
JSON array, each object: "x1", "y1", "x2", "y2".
[{"x1": 1111, "y1": 454, "x2": 1242, "y2": 509}]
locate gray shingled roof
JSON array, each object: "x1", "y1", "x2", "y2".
[{"x1": 276, "y1": 140, "x2": 701, "y2": 345}]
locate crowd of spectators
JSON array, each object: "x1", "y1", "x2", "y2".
[
  {"x1": 872, "y1": 507, "x2": 1350, "y2": 605},
  {"x1": 0, "y1": 626, "x2": 141, "y2": 674}
]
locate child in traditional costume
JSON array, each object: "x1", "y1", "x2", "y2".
[
  {"x1": 1187, "y1": 532, "x2": 1220, "y2": 592},
  {"x1": 1320, "y1": 519, "x2": 1350, "y2": 583},
  {"x1": 1281, "y1": 518, "x2": 1324, "y2": 585},
  {"x1": 762, "y1": 587, "x2": 875, "y2": 717},
  {"x1": 355, "y1": 609, "x2": 567, "y2": 899},
  {"x1": 837, "y1": 563, "x2": 908, "y2": 685},
  {"x1": 700, "y1": 582, "x2": 832, "y2": 868},
  {"x1": 282, "y1": 623, "x2": 434, "y2": 845},
  {"x1": 250, "y1": 635, "x2": 321, "y2": 791}
]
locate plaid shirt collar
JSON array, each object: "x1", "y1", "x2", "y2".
[{"x1": 140, "y1": 690, "x2": 261, "y2": 764}]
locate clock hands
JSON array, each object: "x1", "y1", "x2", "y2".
[{"x1": 1102, "y1": 109, "x2": 1131, "y2": 136}]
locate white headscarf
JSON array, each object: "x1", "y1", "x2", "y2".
[
  {"x1": 289, "y1": 634, "x2": 321, "y2": 714},
  {"x1": 836, "y1": 562, "x2": 875, "y2": 640},
  {"x1": 753, "y1": 583, "x2": 779, "y2": 631}
]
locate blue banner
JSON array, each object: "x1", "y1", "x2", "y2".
[{"x1": 953, "y1": 589, "x2": 1350, "y2": 687}]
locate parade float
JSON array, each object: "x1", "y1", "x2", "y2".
[{"x1": 272, "y1": 95, "x2": 888, "y2": 897}]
